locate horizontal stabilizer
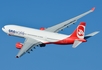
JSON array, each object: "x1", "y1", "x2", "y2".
[
  {"x1": 84, "y1": 31, "x2": 99, "y2": 39},
  {"x1": 72, "y1": 40, "x2": 82, "y2": 48}
]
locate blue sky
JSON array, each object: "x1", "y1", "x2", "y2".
[{"x1": 0, "y1": 0, "x2": 102, "y2": 70}]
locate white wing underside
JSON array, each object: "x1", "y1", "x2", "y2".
[{"x1": 16, "y1": 38, "x2": 42, "y2": 58}]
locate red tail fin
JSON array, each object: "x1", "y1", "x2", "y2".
[{"x1": 69, "y1": 22, "x2": 86, "y2": 39}]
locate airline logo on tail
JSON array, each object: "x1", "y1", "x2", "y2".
[
  {"x1": 69, "y1": 22, "x2": 86, "y2": 39},
  {"x1": 77, "y1": 23, "x2": 85, "y2": 39}
]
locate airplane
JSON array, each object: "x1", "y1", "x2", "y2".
[{"x1": 2, "y1": 7, "x2": 99, "y2": 58}]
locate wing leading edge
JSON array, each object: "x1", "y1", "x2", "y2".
[{"x1": 45, "y1": 7, "x2": 95, "y2": 33}]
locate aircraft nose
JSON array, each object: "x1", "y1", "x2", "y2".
[
  {"x1": 2, "y1": 27, "x2": 5, "y2": 31},
  {"x1": 2, "y1": 26, "x2": 7, "y2": 33}
]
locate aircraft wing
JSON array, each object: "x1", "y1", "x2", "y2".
[
  {"x1": 45, "y1": 7, "x2": 95, "y2": 33},
  {"x1": 16, "y1": 38, "x2": 42, "y2": 58}
]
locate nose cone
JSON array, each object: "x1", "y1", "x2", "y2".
[
  {"x1": 2, "y1": 27, "x2": 5, "y2": 32},
  {"x1": 2, "y1": 26, "x2": 7, "y2": 33}
]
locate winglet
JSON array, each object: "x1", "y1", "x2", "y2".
[{"x1": 91, "y1": 7, "x2": 95, "y2": 11}]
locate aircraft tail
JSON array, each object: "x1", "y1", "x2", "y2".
[
  {"x1": 70, "y1": 22, "x2": 99, "y2": 48},
  {"x1": 72, "y1": 31, "x2": 99, "y2": 48},
  {"x1": 69, "y1": 22, "x2": 86, "y2": 48},
  {"x1": 69, "y1": 22, "x2": 86, "y2": 39}
]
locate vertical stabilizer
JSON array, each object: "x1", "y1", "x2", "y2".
[{"x1": 69, "y1": 22, "x2": 86, "y2": 39}]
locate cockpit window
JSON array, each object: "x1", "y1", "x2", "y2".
[{"x1": 3, "y1": 27, "x2": 5, "y2": 29}]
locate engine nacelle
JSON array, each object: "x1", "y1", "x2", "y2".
[
  {"x1": 40, "y1": 27, "x2": 45, "y2": 30},
  {"x1": 16, "y1": 42, "x2": 23, "y2": 49}
]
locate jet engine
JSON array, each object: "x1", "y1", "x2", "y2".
[
  {"x1": 16, "y1": 42, "x2": 23, "y2": 49},
  {"x1": 40, "y1": 27, "x2": 45, "y2": 30}
]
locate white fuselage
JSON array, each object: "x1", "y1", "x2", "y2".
[{"x1": 2, "y1": 25, "x2": 70, "y2": 43}]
